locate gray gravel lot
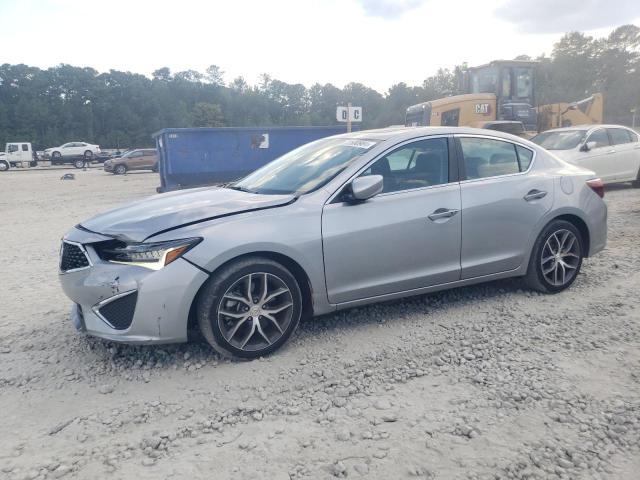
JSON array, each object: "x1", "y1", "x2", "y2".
[{"x1": 0, "y1": 168, "x2": 638, "y2": 479}]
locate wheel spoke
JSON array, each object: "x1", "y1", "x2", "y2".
[
  {"x1": 259, "y1": 273, "x2": 268, "y2": 303},
  {"x1": 227, "y1": 316, "x2": 250, "y2": 340},
  {"x1": 559, "y1": 262, "x2": 566, "y2": 284},
  {"x1": 255, "y1": 321, "x2": 272, "y2": 345},
  {"x1": 562, "y1": 235, "x2": 576, "y2": 254},
  {"x1": 219, "y1": 309, "x2": 247, "y2": 319},
  {"x1": 263, "y1": 287, "x2": 288, "y2": 304},
  {"x1": 264, "y1": 302, "x2": 293, "y2": 314},
  {"x1": 240, "y1": 323, "x2": 256, "y2": 349},
  {"x1": 245, "y1": 274, "x2": 253, "y2": 302},
  {"x1": 262, "y1": 313, "x2": 284, "y2": 334},
  {"x1": 542, "y1": 262, "x2": 556, "y2": 275},
  {"x1": 223, "y1": 294, "x2": 251, "y2": 306}
]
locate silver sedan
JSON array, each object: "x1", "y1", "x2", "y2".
[{"x1": 59, "y1": 127, "x2": 607, "y2": 358}]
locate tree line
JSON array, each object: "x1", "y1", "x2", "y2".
[{"x1": 0, "y1": 25, "x2": 638, "y2": 150}]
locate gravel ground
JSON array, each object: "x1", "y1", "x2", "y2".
[{"x1": 0, "y1": 168, "x2": 639, "y2": 480}]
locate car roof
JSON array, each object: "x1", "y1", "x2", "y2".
[
  {"x1": 331, "y1": 126, "x2": 530, "y2": 144},
  {"x1": 542, "y1": 124, "x2": 635, "y2": 133}
]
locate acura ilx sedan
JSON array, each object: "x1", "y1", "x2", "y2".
[{"x1": 59, "y1": 127, "x2": 607, "y2": 358}]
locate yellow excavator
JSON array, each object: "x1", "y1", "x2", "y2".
[{"x1": 405, "y1": 60, "x2": 603, "y2": 135}]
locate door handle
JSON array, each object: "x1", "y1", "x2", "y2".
[
  {"x1": 524, "y1": 189, "x2": 547, "y2": 201},
  {"x1": 428, "y1": 208, "x2": 459, "y2": 221}
]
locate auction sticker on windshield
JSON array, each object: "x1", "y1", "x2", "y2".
[{"x1": 340, "y1": 140, "x2": 377, "y2": 149}]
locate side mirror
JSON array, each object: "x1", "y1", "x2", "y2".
[
  {"x1": 347, "y1": 175, "x2": 383, "y2": 202},
  {"x1": 581, "y1": 141, "x2": 596, "y2": 152}
]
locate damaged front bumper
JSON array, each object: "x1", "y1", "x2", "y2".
[{"x1": 59, "y1": 227, "x2": 209, "y2": 344}]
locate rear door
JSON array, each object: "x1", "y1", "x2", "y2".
[
  {"x1": 142, "y1": 150, "x2": 157, "y2": 168},
  {"x1": 607, "y1": 128, "x2": 640, "y2": 181},
  {"x1": 457, "y1": 135, "x2": 553, "y2": 279},
  {"x1": 322, "y1": 136, "x2": 462, "y2": 304},
  {"x1": 127, "y1": 151, "x2": 145, "y2": 169}
]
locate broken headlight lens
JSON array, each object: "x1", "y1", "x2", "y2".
[{"x1": 98, "y1": 238, "x2": 202, "y2": 270}]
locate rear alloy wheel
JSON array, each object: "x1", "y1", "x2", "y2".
[
  {"x1": 114, "y1": 164, "x2": 127, "y2": 175},
  {"x1": 197, "y1": 257, "x2": 302, "y2": 358},
  {"x1": 525, "y1": 220, "x2": 583, "y2": 293}
]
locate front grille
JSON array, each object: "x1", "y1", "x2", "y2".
[
  {"x1": 60, "y1": 242, "x2": 90, "y2": 272},
  {"x1": 97, "y1": 291, "x2": 138, "y2": 330}
]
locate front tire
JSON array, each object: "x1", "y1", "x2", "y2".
[
  {"x1": 632, "y1": 167, "x2": 640, "y2": 188},
  {"x1": 525, "y1": 220, "x2": 584, "y2": 293},
  {"x1": 0, "y1": 160, "x2": 9, "y2": 172},
  {"x1": 114, "y1": 164, "x2": 127, "y2": 175},
  {"x1": 197, "y1": 257, "x2": 303, "y2": 359},
  {"x1": 73, "y1": 158, "x2": 85, "y2": 169}
]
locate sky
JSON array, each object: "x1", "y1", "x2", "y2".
[{"x1": 1, "y1": 0, "x2": 639, "y2": 92}]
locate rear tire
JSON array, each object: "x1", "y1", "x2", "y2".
[
  {"x1": 0, "y1": 160, "x2": 9, "y2": 172},
  {"x1": 197, "y1": 257, "x2": 303, "y2": 359},
  {"x1": 73, "y1": 159, "x2": 85, "y2": 169},
  {"x1": 525, "y1": 220, "x2": 584, "y2": 293}
]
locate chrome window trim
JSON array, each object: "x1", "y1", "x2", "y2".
[
  {"x1": 91, "y1": 289, "x2": 137, "y2": 330},
  {"x1": 454, "y1": 133, "x2": 537, "y2": 184},
  {"x1": 59, "y1": 240, "x2": 93, "y2": 274},
  {"x1": 326, "y1": 134, "x2": 455, "y2": 204}
]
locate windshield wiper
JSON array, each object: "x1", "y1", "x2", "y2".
[{"x1": 225, "y1": 184, "x2": 253, "y2": 193}]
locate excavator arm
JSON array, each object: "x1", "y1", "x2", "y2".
[{"x1": 536, "y1": 93, "x2": 603, "y2": 131}]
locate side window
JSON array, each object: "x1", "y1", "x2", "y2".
[
  {"x1": 629, "y1": 130, "x2": 638, "y2": 142},
  {"x1": 8, "y1": 144, "x2": 18, "y2": 153},
  {"x1": 586, "y1": 129, "x2": 609, "y2": 148},
  {"x1": 608, "y1": 128, "x2": 632, "y2": 145},
  {"x1": 131, "y1": 151, "x2": 142, "y2": 158},
  {"x1": 441, "y1": 109, "x2": 459, "y2": 127},
  {"x1": 361, "y1": 137, "x2": 449, "y2": 193},
  {"x1": 21, "y1": 144, "x2": 29, "y2": 151},
  {"x1": 516, "y1": 145, "x2": 533, "y2": 171},
  {"x1": 459, "y1": 137, "x2": 523, "y2": 179}
]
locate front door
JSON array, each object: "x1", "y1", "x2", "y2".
[
  {"x1": 577, "y1": 128, "x2": 616, "y2": 183},
  {"x1": 322, "y1": 136, "x2": 461, "y2": 304},
  {"x1": 457, "y1": 135, "x2": 554, "y2": 278}
]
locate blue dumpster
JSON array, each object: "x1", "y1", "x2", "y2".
[{"x1": 153, "y1": 126, "x2": 353, "y2": 192}]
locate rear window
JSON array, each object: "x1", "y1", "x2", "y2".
[{"x1": 459, "y1": 137, "x2": 532, "y2": 180}]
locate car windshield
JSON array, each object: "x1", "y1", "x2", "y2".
[
  {"x1": 531, "y1": 130, "x2": 586, "y2": 150},
  {"x1": 232, "y1": 137, "x2": 379, "y2": 195}
]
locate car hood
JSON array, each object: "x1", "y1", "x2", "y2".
[{"x1": 80, "y1": 187, "x2": 296, "y2": 243}]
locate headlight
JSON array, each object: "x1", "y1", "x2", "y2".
[{"x1": 96, "y1": 238, "x2": 202, "y2": 270}]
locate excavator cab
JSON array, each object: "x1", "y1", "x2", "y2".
[{"x1": 465, "y1": 60, "x2": 538, "y2": 131}]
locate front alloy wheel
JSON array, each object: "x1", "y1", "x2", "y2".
[{"x1": 197, "y1": 257, "x2": 302, "y2": 358}]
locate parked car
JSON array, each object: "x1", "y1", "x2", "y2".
[
  {"x1": 44, "y1": 142, "x2": 101, "y2": 168},
  {"x1": 532, "y1": 124, "x2": 640, "y2": 186},
  {"x1": 103, "y1": 149, "x2": 158, "y2": 174},
  {"x1": 59, "y1": 127, "x2": 607, "y2": 359}
]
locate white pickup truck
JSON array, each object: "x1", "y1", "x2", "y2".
[{"x1": 0, "y1": 142, "x2": 38, "y2": 171}]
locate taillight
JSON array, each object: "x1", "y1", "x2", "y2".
[{"x1": 586, "y1": 178, "x2": 604, "y2": 198}]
